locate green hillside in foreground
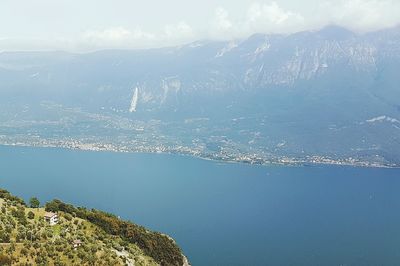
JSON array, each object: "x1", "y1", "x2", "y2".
[{"x1": 0, "y1": 189, "x2": 188, "y2": 266}]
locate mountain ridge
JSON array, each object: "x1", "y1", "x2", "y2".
[{"x1": 0, "y1": 25, "x2": 399, "y2": 167}]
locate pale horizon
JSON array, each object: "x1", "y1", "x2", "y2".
[
  {"x1": 0, "y1": 24, "x2": 399, "y2": 54},
  {"x1": 1, "y1": 0, "x2": 400, "y2": 52}
]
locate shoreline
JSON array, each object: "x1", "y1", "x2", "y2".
[{"x1": 0, "y1": 141, "x2": 398, "y2": 170}]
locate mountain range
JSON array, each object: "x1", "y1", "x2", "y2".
[{"x1": 1, "y1": 25, "x2": 400, "y2": 166}]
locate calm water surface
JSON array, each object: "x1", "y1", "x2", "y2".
[{"x1": 1, "y1": 145, "x2": 400, "y2": 265}]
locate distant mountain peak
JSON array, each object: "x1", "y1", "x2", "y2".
[{"x1": 316, "y1": 25, "x2": 355, "y2": 40}]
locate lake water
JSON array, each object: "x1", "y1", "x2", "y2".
[{"x1": 0, "y1": 145, "x2": 400, "y2": 265}]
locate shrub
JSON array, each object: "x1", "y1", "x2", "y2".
[
  {"x1": 27, "y1": 211, "x2": 35, "y2": 220},
  {"x1": 0, "y1": 189, "x2": 25, "y2": 206},
  {"x1": 29, "y1": 197, "x2": 40, "y2": 208},
  {"x1": 0, "y1": 254, "x2": 11, "y2": 265}
]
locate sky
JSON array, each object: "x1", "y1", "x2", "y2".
[{"x1": 0, "y1": 0, "x2": 399, "y2": 51}]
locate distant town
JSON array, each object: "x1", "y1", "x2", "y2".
[{"x1": 0, "y1": 134, "x2": 395, "y2": 169}]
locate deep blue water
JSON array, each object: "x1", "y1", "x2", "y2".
[{"x1": 1, "y1": 145, "x2": 400, "y2": 265}]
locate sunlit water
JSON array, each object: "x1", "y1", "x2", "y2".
[{"x1": 1, "y1": 145, "x2": 400, "y2": 265}]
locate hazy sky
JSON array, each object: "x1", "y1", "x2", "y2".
[{"x1": 1, "y1": 0, "x2": 399, "y2": 51}]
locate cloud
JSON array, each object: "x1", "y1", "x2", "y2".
[
  {"x1": 208, "y1": 7, "x2": 236, "y2": 39},
  {"x1": 78, "y1": 23, "x2": 195, "y2": 50},
  {"x1": 315, "y1": 0, "x2": 400, "y2": 32},
  {"x1": 84, "y1": 27, "x2": 133, "y2": 42},
  {"x1": 81, "y1": 27, "x2": 156, "y2": 49},
  {"x1": 164, "y1": 22, "x2": 194, "y2": 40},
  {"x1": 215, "y1": 7, "x2": 233, "y2": 32},
  {"x1": 210, "y1": 0, "x2": 400, "y2": 40},
  {"x1": 245, "y1": 2, "x2": 305, "y2": 33},
  {"x1": 1, "y1": 0, "x2": 399, "y2": 51},
  {"x1": 210, "y1": 2, "x2": 304, "y2": 39}
]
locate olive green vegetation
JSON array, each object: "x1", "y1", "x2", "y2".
[
  {"x1": 45, "y1": 199, "x2": 184, "y2": 266},
  {"x1": 0, "y1": 189, "x2": 185, "y2": 266},
  {"x1": 29, "y1": 197, "x2": 40, "y2": 209}
]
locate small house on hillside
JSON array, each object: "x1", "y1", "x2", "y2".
[
  {"x1": 44, "y1": 212, "x2": 58, "y2": 226},
  {"x1": 72, "y1": 239, "x2": 82, "y2": 249}
]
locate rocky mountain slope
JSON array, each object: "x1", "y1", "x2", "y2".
[{"x1": 0, "y1": 25, "x2": 399, "y2": 166}]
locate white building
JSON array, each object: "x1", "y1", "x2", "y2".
[
  {"x1": 72, "y1": 239, "x2": 82, "y2": 249},
  {"x1": 44, "y1": 212, "x2": 58, "y2": 226}
]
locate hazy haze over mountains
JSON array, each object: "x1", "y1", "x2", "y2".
[
  {"x1": 1, "y1": 25, "x2": 400, "y2": 166},
  {"x1": 1, "y1": 0, "x2": 400, "y2": 51}
]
